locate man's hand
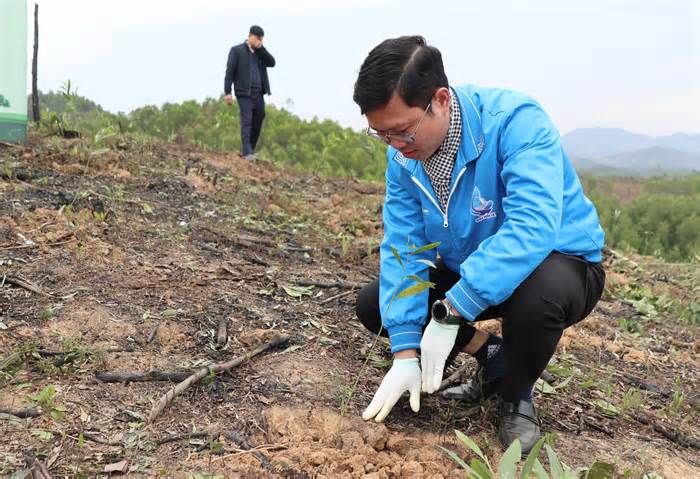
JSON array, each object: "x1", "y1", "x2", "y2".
[
  {"x1": 224, "y1": 94, "x2": 234, "y2": 105},
  {"x1": 420, "y1": 319, "x2": 459, "y2": 393},
  {"x1": 362, "y1": 357, "x2": 421, "y2": 422},
  {"x1": 250, "y1": 37, "x2": 263, "y2": 49}
]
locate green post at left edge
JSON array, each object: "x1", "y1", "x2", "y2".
[{"x1": 0, "y1": 0, "x2": 28, "y2": 144}]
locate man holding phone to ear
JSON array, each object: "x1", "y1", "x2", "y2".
[{"x1": 224, "y1": 25, "x2": 276, "y2": 161}]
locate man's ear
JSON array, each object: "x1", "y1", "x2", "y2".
[{"x1": 434, "y1": 87, "x2": 450, "y2": 108}]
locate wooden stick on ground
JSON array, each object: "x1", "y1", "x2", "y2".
[
  {"x1": 24, "y1": 452, "x2": 52, "y2": 479},
  {"x1": 216, "y1": 317, "x2": 229, "y2": 347},
  {"x1": 155, "y1": 431, "x2": 217, "y2": 446},
  {"x1": 78, "y1": 431, "x2": 123, "y2": 447},
  {"x1": 296, "y1": 279, "x2": 364, "y2": 289},
  {"x1": 318, "y1": 289, "x2": 355, "y2": 306},
  {"x1": 438, "y1": 362, "x2": 471, "y2": 392},
  {"x1": 2, "y1": 275, "x2": 48, "y2": 296},
  {"x1": 630, "y1": 413, "x2": 700, "y2": 449},
  {"x1": 146, "y1": 324, "x2": 159, "y2": 344},
  {"x1": 0, "y1": 407, "x2": 41, "y2": 418},
  {"x1": 96, "y1": 370, "x2": 192, "y2": 383},
  {"x1": 147, "y1": 334, "x2": 289, "y2": 423}
]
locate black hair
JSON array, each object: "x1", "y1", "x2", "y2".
[
  {"x1": 249, "y1": 25, "x2": 264, "y2": 37},
  {"x1": 353, "y1": 36, "x2": 448, "y2": 114}
]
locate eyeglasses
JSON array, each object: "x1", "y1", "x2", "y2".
[{"x1": 366, "y1": 102, "x2": 431, "y2": 145}]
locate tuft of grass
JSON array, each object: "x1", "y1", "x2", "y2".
[{"x1": 39, "y1": 307, "x2": 55, "y2": 322}]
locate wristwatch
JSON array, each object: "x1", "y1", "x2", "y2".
[{"x1": 431, "y1": 299, "x2": 462, "y2": 326}]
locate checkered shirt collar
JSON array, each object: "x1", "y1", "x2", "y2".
[{"x1": 423, "y1": 88, "x2": 462, "y2": 207}]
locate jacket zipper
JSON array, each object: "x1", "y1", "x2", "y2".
[{"x1": 411, "y1": 167, "x2": 467, "y2": 228}]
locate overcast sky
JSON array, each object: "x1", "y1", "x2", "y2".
[{"x1": 31, "y1": 0, "x2": 700, "y2": 136}]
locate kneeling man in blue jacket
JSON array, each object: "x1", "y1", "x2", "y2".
[{"x1": 354, "y1": 36, "x2": 606, "y2": 453}]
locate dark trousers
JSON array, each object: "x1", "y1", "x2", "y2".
[
  {"x1": 355, "y1": 252, "x2": 605, "y2": 402},
  {"x1": 237, "y1": 92, "x2": 265, "y2": 156}
]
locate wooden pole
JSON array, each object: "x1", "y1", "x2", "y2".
[{"x1": 31, "y1": 3, "x2": 40, "y2": 124}]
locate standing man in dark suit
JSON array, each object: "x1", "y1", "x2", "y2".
[{"x1": 224, "y1": 25, "x2": 276, "y2": 161}]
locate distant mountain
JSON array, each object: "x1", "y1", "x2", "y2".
[
  {"x1": 603, "y1": 146, "x2": 699, "y2": 174},
  {"x1": 562, "y1": 128, "x2": 653, "y2": 158},
  {"x1": 562, "y1": 128, "x2": 700, "y2": 176},
  {"x1": 655, "y1": 133, "x2": 700, "y2": 155},
  {"x1": 569, "y1": 156, "x2": 623, "y2": 175}
]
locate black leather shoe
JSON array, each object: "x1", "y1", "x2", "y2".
[
  {"x1": 497, "y1": 400, "x2": 541, "y2": 455},
  {"x1": 441, "y1": 367, "x2": 500, "y2": 404}
]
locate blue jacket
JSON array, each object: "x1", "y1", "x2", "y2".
[{"x1": 380, "y1": 85, "x2": 605, "y2": 353}]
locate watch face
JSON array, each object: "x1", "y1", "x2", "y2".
[{"x1": 432, "y1": 301, "x2": 448, "y2": 321}]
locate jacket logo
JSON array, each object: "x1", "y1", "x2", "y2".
[{"x1": 471, "y1": 187, "x2": 496, "y2": 223}]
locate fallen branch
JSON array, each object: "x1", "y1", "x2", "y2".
[
  {"x1": 78, "y1": 431, "x2": 122, "y2": 447},
  {"x1": 630, "y1": 413, "x2": 700, "y2": 449},
  {"x1": 213, "y1": 444, "x2": 287, "y2": 462},
  {"x1": 96, "y1": 370, "x2": 192, "y2": 383},
  {"x1": 281, "y1": 244, "x2": 314, "y2": 253},
  {"x1": 0, "y1": 407, "x2": 41, "y2": 418},
  {"x1": 583, "y1": 416, "x2": 614, "y2": 437},
  {"x1": 223, "y1": 430, "x2": 272, "y2": 468},
  {"x1": 0, "y1": 234, "x2": 75, "y2": 252},
  {"x1": 147, "y1": 334, "x2": 289, "y2": 423},
  {"x1": 146, "y1": 324, "x2": 159, "y2": 344},
  {"x1": 0, "y1": 244, "x2": 35, "y2": 251},
  {"x1": 621, "y1": 373, "x2": 671, "y2": 398},
  {"x1": 24, "y1": 452, "x2": 52, "y2": 479},
  {"x1": 2, "y1": 275, "x2": 48, "y2": 296},
  {"x1": 247, "y1": 255, "x2": 270, "y2": 267},
  {"x1": 234, "y1": 234, "x2": 276, "y2": 248},
  {"x1": 296, "y1": 279, "x2": 364, "y2": 289},
  {"x1": 318, "y1": 289, "x2": 355, "y2": 306},
  {"x1": 155, "y1": 431, "x2": 218, "y2": 446},
  {"x1": 437, "y1": 363, "x2": 554, "y2": 393},
  {"x1": 35, "y1": 346, "x2": 133, "y2": 368},
  {"x1": 216, "y1": 317, "x2": 229, "y2": 347},
  {"x1": 438, "y1": 362, "x2": 471, "y2": 392}
]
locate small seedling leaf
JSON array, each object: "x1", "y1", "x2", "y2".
[{"x1": 409, "y1": 242, "x2": 440, "y2": 255}]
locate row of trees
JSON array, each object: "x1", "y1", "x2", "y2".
[
  {"x1": 36, "y1": 90, "x2": 699, "y2": 262},
  {"x1": 581, "y1": 175, "x2": 699, "y2": 262},
  {"x1": 37, "y1": 90, "x2": 387, "y2": 181}
]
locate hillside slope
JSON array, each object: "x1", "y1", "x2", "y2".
[{"x1": 1, "y1": 135, "x2": 698, "y2": 477}]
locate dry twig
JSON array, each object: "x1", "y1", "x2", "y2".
[
  {"x1": 216, "y1": 317, "x2": 229, "y2": 347},
  {"x1": 147, "y1": 324, "x2": 159, "y2": 344},
  {"x1": 155, "y1": 431, "x2": 218, "y2": 445},
  {"x1": 630, "y1": 413, "x2": 700, "y2": 449},
  {"x1": 96, "y1": 370, "x2": 192, "y2": 383},
  {"x1": 297, "y1": 279, "x2": 364, "y2": 289},
  {"x1": 147, "y1": 334, "x2": 289, "y2": 423},
  {"x1": 318, "y1": 289, "x2": 355, "y2": 306},
  {"x1": 2, "y1": 275, "x2": 48, "y2": 296},
  {"x1": 0, "y1": 407, "x2": 41, "y2": 418},
  {"x1": 24, "y1": 452, "x2": 53, "y2": 479},
  {"x1": 438, "y1": 362, "x2": 471, "y2": 392}
]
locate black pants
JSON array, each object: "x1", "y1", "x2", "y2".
[
  {"x1": 237, "y1": 92, "x2": 265, "y2": 155},
  {"x1": 355, "y1": 252, "x2": 605, "y2": 402}
]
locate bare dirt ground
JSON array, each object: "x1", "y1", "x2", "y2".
[{"x1": 1, "y1": 135, "x2": 698, "y2": 478}]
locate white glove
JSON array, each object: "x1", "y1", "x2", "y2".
[
  {"x1": 362, "y1": 358, "x2": 421, "y2": 422},
  {"x1": 420, "y1": 319, "x2": 459, "y2": 393}
]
